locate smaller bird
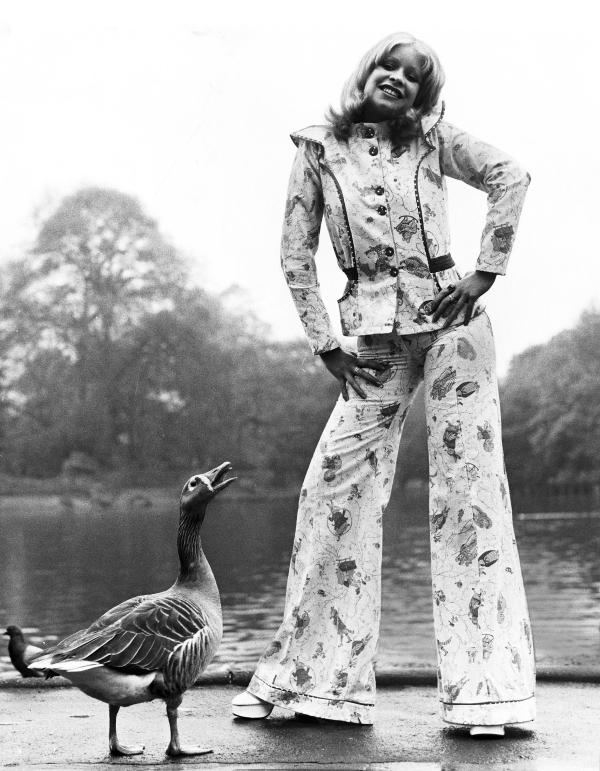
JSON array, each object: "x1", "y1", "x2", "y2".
[
  {"x1": 4, "y1": 626, "x2": 44, "y2": 678},
  {"x1": 29, "y1": 462, "x2": 235, "y2": 757}
]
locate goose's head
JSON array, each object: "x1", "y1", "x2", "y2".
[{"x1": 180, "y1": 461, "x2": 237, "y2": 515}]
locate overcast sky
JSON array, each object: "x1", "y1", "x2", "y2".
[{"x1": 0, "y1": 0, "x2": 597, "y2": 375}]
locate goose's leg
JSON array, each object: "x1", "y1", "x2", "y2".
[
  {"x1": 108, "y1": 704, "x2": 144, "y2": 756},
  {"x1": 165, "y1": 696, "x2": 212, "y2": 757}
]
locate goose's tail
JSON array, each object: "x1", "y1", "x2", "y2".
[{"x1": 28, "y1": 655, "x2": 103, "y2": 674}]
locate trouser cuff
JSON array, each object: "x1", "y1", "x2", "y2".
[
  {"x1": 247, "y1": 674, "x2": 374, "y2": 725},
  {"x1": 441, "y1": 693, "x2": 536, "y2": 725}
]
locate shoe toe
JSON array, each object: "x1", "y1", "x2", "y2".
[
  {"x1": 469, "y1": 725, "x2": 505, "y2": 737},
  {"x1": 231, "y1": 690, "x2": 273, "y2": 718},
  {"x1": 232, "y1": 691, "x2": 267, "y2": 706}
]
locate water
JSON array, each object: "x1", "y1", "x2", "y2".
[{"x1": 1, "y1": 492, "x2": 599, "y2": 675}]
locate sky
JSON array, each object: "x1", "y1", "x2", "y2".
[{"x1": 0, "y1": 0, "x2": 597, "y2": 375}]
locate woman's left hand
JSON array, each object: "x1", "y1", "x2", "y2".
[{"x1": 430, "y1": 270, "x2": 497, "y2": 327}]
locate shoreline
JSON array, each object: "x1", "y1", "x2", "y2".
[
  {"x1": 2, "y1": 663, "x2": 600, "y2": 689},
  {"x1": 1, "y1": 471, "x2": 599, "y2": 516}
]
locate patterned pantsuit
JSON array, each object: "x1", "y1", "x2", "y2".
[{"x1": 248, "y1": 312, "x2": 536, "y2": 725}]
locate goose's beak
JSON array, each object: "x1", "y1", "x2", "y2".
[{"x1": 205, "y1": 461, "x2": 237, "y2": 495}]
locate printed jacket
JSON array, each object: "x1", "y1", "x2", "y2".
[{"x1": 282, "y1": 102, "x2": 530, "y2": 354}]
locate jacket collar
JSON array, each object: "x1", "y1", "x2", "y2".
[
  {"x1": 420, "y1": 100, "x2": 445, "y2": 137},
  {"x1": 352, "y1": 100, "x2": 445, "y2": 143}
]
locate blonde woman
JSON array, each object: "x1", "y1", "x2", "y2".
[{"x1": 233, "y1": 32, "x2": 535, "y2": 735}]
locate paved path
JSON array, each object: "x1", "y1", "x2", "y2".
[{"x1": 1, "y1": 683, "x2": 599, "y2": 769}]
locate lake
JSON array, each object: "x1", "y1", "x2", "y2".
[{"x1": 1, "y1": 490, "x2": 599, "y2": 674}]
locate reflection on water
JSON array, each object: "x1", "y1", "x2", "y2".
[{"x1": 0, "y1": 492, "x2": 599, "y2": 674}]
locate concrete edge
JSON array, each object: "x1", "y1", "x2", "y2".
[{"x1": 2, "y1": 665, "x2": 600, "y2": 689}]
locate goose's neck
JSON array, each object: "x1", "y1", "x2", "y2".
[{"x1": 175, "y1": 509, "x2": 218, "y2": 602}]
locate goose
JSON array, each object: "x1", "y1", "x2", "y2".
[
  {"x1": 4, "y1": 626, "x2": 44, "y2": 678},
  {"x1": 29, "y1": 462, "x2": 235, "y2": 757}
]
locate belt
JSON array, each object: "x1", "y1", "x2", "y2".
[
  {"x1": 342, "y1": 252, "x2": 454, "y2": 281},
  {"x1": 428, "y1": 253, "x2": 455, "y2": 272}
]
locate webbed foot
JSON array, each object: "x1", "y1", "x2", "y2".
[
  {"x1": 165, "y1": 743, "x2": 213, "y2": 757},
  {"x1": 109, "y1": 739, "x2": 145, "y2": 756}
]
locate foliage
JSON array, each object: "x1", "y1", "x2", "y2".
[
  {"x1": 501, "y1": 309, "x2": 600, "y2": 486},
  {"x1": 0, "y1": 187, "x2": 337, "y2": 484}
]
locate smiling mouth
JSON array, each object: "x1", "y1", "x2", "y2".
[{"x1": 380, "y1": 85, "x2": 404, "y2": 99}]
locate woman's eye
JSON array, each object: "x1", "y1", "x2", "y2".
[{"x1": 381, "y1": 59, "x2": 396, "y2": 71}]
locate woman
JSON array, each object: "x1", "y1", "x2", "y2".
[{"x1": 232, "y1": 31, "x2": 535, "y2": 735}]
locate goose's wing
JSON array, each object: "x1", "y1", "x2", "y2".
[
  {"x1": 36, "y1": 595, "x2": 210, "y2": 674},
  {"x1": 29, "y1": 595, "x2": 151, "y2": 662},
  {"x1": 87, "y1": 595, "x2": 152, "y2": 633}
]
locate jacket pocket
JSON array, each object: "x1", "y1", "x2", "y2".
[{"x1": 436, "y1": 267, "x2": 462, "y2": 289}]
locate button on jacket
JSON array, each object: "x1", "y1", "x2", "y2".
[{"x1": 281, "y1": 102, "x2": 531, "y2": 354}]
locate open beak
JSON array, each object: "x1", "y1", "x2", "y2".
[{"x1": 205, "y1": 461, "x2": 237, "y2": 494}]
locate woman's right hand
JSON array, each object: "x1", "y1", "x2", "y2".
[{"x1": 319, "y1": 347, "x2": 390, "y2": 401}]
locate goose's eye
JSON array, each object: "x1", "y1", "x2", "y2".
[{"x1": 188, "y1": 478, "x2": 198, "y2": 490}]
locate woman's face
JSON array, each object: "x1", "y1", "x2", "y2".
[{"x1": 361, "y1": 44, "x2": 422, "y2": 122}]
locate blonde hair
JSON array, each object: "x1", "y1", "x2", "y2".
[{"x1": 326, "y1": 32, "x2": 445, "y2": 141}]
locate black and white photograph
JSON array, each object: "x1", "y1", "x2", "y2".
[{"x1": 1, "y1": 1, "x2": 599, "y2": 768}]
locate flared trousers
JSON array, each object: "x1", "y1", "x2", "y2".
[{"x1": 248, "y1": 312, "x2": 536, "y2": 725}]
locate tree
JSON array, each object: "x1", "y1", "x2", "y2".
[
  {"x1": 0, "y1": 187, "x2": 186, "y2": 468},
  {"x1": 501, "y1": 309, "x2": 600, "y2": 486}
]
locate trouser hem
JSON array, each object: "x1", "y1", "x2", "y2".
[
  {"x1": 441, "y1": 693, "x2": 536, "y2": 725},
  {"x1": 247, "y1": 674, "x2": 374, "y2": 724}
]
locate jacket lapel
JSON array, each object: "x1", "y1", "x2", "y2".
[{"x1": 420, "y1": 101, "x2": 445, "y2": 147}]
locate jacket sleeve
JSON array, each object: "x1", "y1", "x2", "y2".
[
  {"x1": 281, "y1": 139, "x2": 341, "y2": 355},
  {"x1": 437, "y1": 120, "x2": 531, "y2": 275}
]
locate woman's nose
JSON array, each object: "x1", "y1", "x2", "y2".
[{"x1": 389, "y1": 69, "x2": 406, "y2": 84}]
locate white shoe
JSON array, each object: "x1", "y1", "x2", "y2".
[
  {"x1": 469, "y1": 724, "x2": 505, "y2": 737},
  {"x1": 231, "y1": 690, "x2": 274, "y2": 719}
]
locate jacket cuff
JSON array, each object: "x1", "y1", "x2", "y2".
[
  {"x1": 313, "y1": 338, "x2": 342, "y2": 356},
  {"x1": 475, "y1": 257, "x2": 508, "y2": 276}
]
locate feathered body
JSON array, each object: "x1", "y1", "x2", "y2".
[{"x1": 29, "y1": 462, "x2": 235, "y2": 756}]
